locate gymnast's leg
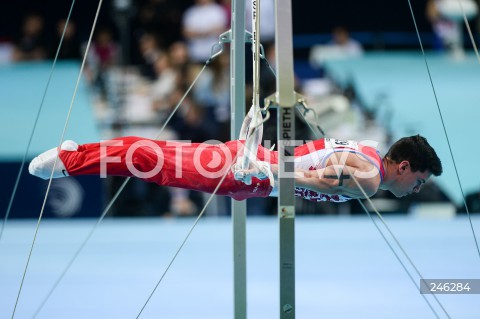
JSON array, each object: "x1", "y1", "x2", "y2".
[
  {"x1": 29, "y1": 136, "x2": 170, "y2": 181},
  {"x1": 29, "y1": 137, "x2": 275, "y2": 200}
]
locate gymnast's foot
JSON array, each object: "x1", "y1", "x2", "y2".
[{"x1": 29, "y1": 140, "x2": 78, "y2": 179}]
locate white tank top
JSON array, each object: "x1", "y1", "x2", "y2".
[{"x1": 271, "y1": 138, "x2": 383, "y2": 203}]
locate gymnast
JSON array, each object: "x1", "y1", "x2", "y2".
[{"x1": 29, "y1": 128, "x2": 442, "y2": 203}]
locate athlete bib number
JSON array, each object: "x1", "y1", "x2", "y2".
[{"x1": 325, "y1": 138, "x2": 358, "y2": 150}]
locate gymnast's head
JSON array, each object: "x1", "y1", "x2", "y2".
[{"x1": 382, "y1": 135, "x2": 442, "y2": 198}]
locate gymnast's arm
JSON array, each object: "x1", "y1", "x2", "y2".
[{"x1": 270, "y1": 163, "x2": 381, "y2": 199}]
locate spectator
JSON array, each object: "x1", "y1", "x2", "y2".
[
  {"x1": 309, "y1": 26, "x2": 363, "y2": 68},
  {"x1": 151, "y1": 53, "x2": 178, "y2": 118},
  {"x1": 137, "y1": 32, "x2": 164, "y2": 80},
  {"x1": 168, "y1": 41, "x2": 190, "y2": 69},
  {"x1": 49, "y1": 18, "x2": 81, "y2": 60},
  {"x1": 426, "y1": 0, "x2": 478, "y2": 56},
  {"x1": 86, "y1": 27, "x2": 119, "y2": 99},
  {"x1": 192, "y1": 53, "x2": 230, "y2": 141},
  {"x1": 132, "y1": 0, "x2": 187, "y2": 48},
  {"x1": 169, "y1": 87, "x2": 213, "y2": 142},
  {"x1": 168, "y1": 41, "x2": 193, "y2": 89},
  {"x1": 426, "y1": 0, "x2": 462, "y2": 52},
  {"x1": 330, "y1": 26, "x2": 363, "y2": 57},
  {"x1": 12, "y1": 13, "x2": 47, "y2": 61},
  {"x1": 182, "y1": 0, "x2": 228, "y2": 63}
]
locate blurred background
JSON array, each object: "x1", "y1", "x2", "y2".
[
  {"x1": 1, "y1": 1, "x2": 480, "y2": 319},
  {"x1": 0, "y1": 0, "x2": 479, "y2": 218}
]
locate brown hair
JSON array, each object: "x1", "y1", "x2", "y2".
[{"x1": 385, "y1": 135, "x2": 442, "y2": 176}]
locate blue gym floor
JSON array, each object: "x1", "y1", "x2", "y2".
[
  {"x1": 1, "y1": 216, "x2": 478, "y2": 319},
  {"x1": 1, "y1": 54, "x2": 479, "y2": 319}
]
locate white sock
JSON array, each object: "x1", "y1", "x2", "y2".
[{"x1": 29, "y1": 140, "x2": 78, "y2": 180}]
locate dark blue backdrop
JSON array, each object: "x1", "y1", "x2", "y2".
[{"x1": 0, "y1": 162, "x2": 103, "y2": 219}]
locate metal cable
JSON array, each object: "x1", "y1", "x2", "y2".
[
  {"x1": 456, "y1": 0, "x2": 480, "y2": 64},
  {"x1": 136, "y1": 143, "x2": 248, "y2": 318},
  {"x1": 407, "y1": 0, "x2": 480, "y2": 259},
  {"x1": 31, "y1": 61, "x2": 212, "y2": 318},
  {"x1": 300, "y1": 105, "x2": 450, "y2": 317},
  {"x1": 0, "y1": 1, "x2": 77, "y2": 243},
  {"x1": 11, "y1": 1, "x2": 105, "y2": 317}
]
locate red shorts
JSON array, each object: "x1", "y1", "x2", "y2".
[{"x1": 59, "y1": 136, "x2": 276, "y2": 201}]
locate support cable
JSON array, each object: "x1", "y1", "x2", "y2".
[
  {"x1": 0, "y1": 1, "x2": 77, "y2": 242},
  {"x1": 296, "y1": 97, "x2": 450, "y2": 317},
  {"x1": 135, "y1": 142, "x2": 251, "y2": 318},
  {"x1": 353, "y1": 182, "x2": 449, "y2": 319},
  {"x1": 240, "y1": 0, "x2": 263, "y2": 173},
  {"x1": 407, "y1": 0, "x2": 480, "y2": 259},
  {"x1": 31, "y1": 60, "x2": 212, "y2": 318},
  {"x1": 11, "y1": 1, "x2": 105, "y2": 318},
  {"x1": 456, "y1": 0, "x2": 480, "y2": 63}
]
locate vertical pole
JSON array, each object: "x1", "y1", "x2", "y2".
[
  {"x1": 230, "y1": 0, "x2": 247, "y2": 318},
  {"x1": 274, "y1": 0, "x2": 296, "y2": 318}
]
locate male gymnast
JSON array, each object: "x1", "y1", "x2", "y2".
[{"x1": 29, "y1": 134, "x2": 442, "y2": 203}]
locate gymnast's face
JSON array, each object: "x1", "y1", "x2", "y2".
[{"x1": 390, "y1": 161, "x2": 431, "y2": 198}]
